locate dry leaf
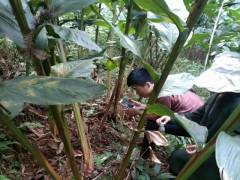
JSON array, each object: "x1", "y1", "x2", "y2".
[
  {"x1": 56, "y1": 142, "x2": 64, "y2": 154},
  {"x1": 144, "y1": 131, "x2": 168, "y2": 146},
  {"x1": 149, "y1": 146, "x2": 161, "y2": 164}
]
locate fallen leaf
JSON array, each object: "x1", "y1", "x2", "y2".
[
  {"x1": 144, "y1": 131, "x2": 168, "y2": 146},
  {"x1": 149, "y1": 146, "x2": 161, "y2": 164},
  {"x1": 56, "y1": 142, "x2": 64, "y2": 154}
]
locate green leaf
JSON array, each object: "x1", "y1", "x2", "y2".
[
  {"x1": 0, "y1": 134, "x2": 6, "y2": 140},
  {"x1": 131, "y1": 170, "x2": 137, "y2": 179},
  {"x1": 134, "y1": 0, "x2": 185, "y2": 32},
  {"x1": 146, "y1": 104, "x2": 208, "y2": 150},
  {"x1": 183, "y1": 33, "x2": 210, "y2": 50},
  {"x1": 0, "y1": 141, "x2": 19, "y2": 151},
  {"x1": 158, "y1": 73, "x2": 195, "y2": 98},
  {"x1": 216, "y1": 132, "x2": 240, "y2": 180},
  {"x1": 202, "y1": 2, "x2": 219, "y2": 17},
  {"x1": 106, "y1": 58, "x2": 118, "y2": 71},
  {"x1": 0, "y1": 76, "x2": 106, "y2": 105},
  {"x1": 93, "y1": 19, "x2": 111, "y2": 29},
  {"x1": 143, "y1": 62, "x2": 160, "y2": 84},
  {"x1": 0, "y1": 175, "x2": 10, "y2": 180},
  {"x1": 35, "y1": 27, "x2": 48, "y2": 50},
  {"x1": 212, "y1": 35, "x2": 237, "y2": 45},
  {"x1": 46, "y1": 24, "x2": 101, "y2": 52},
  {"x1": 50, "y1": 0, "x2": 100, "y2": 18},
  {"x1": 18, "y1": 122, "x2": 44, "y2": 129},
  {"x1": 136, "y1": 164, "x2": 144, "y2": 171},
  {"x1": 50, "y1": 59, "x2": 96, "y2": 78},
  {"x1": 157, "y1": 173, "x2": 176, "y2": 179},
  {"x1": 153, "y1": 22, "x2": 179, "y2": 52},
  {"x1": 118, "y1": 20, "x2": 136, "y2": 34},
  {"x1": 138, "y1": 173, "x2": 150, "y2": 180},
  {"x1": 154, "y1": 163, "x2": 161, "y2": 176},
  {"x1": 0, "y1": 100, "x2": 23, "y2": 120}
]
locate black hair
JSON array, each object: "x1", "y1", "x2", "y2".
[{"x1": 127, "y1": 68, "x2": 154, "y2": 87}]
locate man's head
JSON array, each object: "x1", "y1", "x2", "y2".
[{"x1": 127, "y1": 68, "x2": 154, "y2": 98}]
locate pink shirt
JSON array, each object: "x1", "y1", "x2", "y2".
[{"x1": 156, "y1": 91, "x2": 205, "y2": 114}]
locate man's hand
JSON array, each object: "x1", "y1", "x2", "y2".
[
  {"x1": 186, "y1": 145, "x2": 197, "y2": 155},
  {"x1": 129, "y1": 99, "x2": 146, "y2": 110},
  {"x1": 126, "y1": 108, "x2": 142, "y2": 117},
  {"x1": 156, "y1": 116, "x2": 171, "y2": 125}
]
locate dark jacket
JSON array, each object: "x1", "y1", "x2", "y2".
[{"x1": 165, "y1": 92, "x2": 240, "y2": 142}]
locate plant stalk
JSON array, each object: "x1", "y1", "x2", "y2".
[
  {"x1": 204, "y1": 0, "x2": 225, "y2": 70},
  {"x1": 113, "y1": 0, "x2": 133, "y2": 115},
  {"x1": 95, "y1": 3, "x2": 102, "y2": 44},
  {"x1": 78, "y1": 9, "x2": 85, "y2": 59},
  {"x1": 72, "y1": 103, "x2": 93, "y2": 172},
  {"x1": 116, "y1": 1, "x2": 208, "y2": 178}
]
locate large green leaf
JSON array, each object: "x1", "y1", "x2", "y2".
[
  {"x1": 50, "y1": 59, "x2": 96, "y2": 78},
  {"x1": 143, "y1": 62, "x2": 160, "y2": 84},
  {"x1": 35, "y1": 27, "x2": 48, "y2": 50},
  {"x1": 153, "y1": 22, "x2": 179, "y2": 52},
  {"x1": 216, "y1": 132, "x2": 240, "y2": 180},
  {"x1": 158, "y1": 73, "x2": 195, "y2": 98},
  {"x1": 0, "y1": 76, "x2": 106, "y2": 105},
  {"x1": 50, "y1": 0, "x2": 100, "y2": 18},
  {"x1": 46, "y1": 24, "x2": 101, "y2": 52},
  {"x1": 183, "y1": 33, "x2": 210, "y2": 51},
  {"x1": 134, "y1": 0, "x2": 185, "y2": 32},
  {"x1": 147, "y1": 104, "x2": 208, "y2": 150}
]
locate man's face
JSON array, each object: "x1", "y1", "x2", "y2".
[{"x1": 131, "y1": 82, "x2": 153, "y2": 98}]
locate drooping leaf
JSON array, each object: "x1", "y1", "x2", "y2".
[
  {"x1": 158, "y1": 73, "x2": 195, "y2": 98},
  {"x1": 50, "y1": 59, "x2": 96, "y2": 78},
  {"x1": 93, "y1": 19, "x2": 111, "y2": 29},
  {"x1": 0, "y1": 76, "x2": 106, "y2": 105},
  {"x1": 149, "y1": 146, "x2": 161, "y2": 164},
  {"x1": 143, "y1": 62, "x2": 160, "y2": 84},
  {"x1": 144, "y1": 131, "x2": 168, "y2": 146},
  {"x1": 0, "y1": 100, "x2": 23, "y2": 120},
  {"x1": 50, "y1": 0, "x2": 100, "y2": 18},
  {"x1": 183, "y1": 33, "x2": 210, "y2": 51},
  {"x1": 134, "y1": 0, "x2": 185, "y2": 32},
  {"x1": 202, "y1": 2, "x2": 219, "y2": 17},
  {"x1": 216, "y1": 132, "x2": 240, "y2": 180},
  {"x1": 146, "y1": 104, "x2": 208, "y2": 150},
  {"x1": 153, "y1": 22, "x2": 179, "y2": 52},
  {"x1": 46, "y1": 24, "x2": 101, "y2": 52},
  {"x1": 174, "y1": 114, "x2": 208, "y2": 150}
]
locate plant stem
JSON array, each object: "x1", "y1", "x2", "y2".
[
  {"x1": 0, "y1": 109, "x2": 61, "y2": 179},
  {"x1": 95, "y1": 3, "x2": 102, "y2": 44},
  {"x1": 107, "y1": 1, "x2": 117, "y2": 99},
  {"x1": 116, "y1": 1, "x2": 208, "y2": 178},
  {"x1": 204, "y1": 1, "x2": 224, "y2": 70},
  {"x1": 176, "y1": 105, "x2": 240, "y2": 180},
  {"x1": 50, "y1": 106, "x2": 82, "y2": 180},
  {"x1": 113, "y1": 0, "x2": 133, "y2": 115},
  {"x1": 72, "y1": 103, "x2": 93, "y2": 172},
  {"x1": 78, "y1": 9, "x2": 85, "y2": 59}
]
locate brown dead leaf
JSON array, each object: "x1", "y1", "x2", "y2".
[
  {"x1": 33, "y1": 174, "x2": 43, "y2": 180},
  {"x1": 149, "y1": 146, "x2": 161, "y2": 164},
  {"x1": 144, "y1": 131, "x2": 168, "y2": 146},
  {"x1": 56, "y1": 142, "x2": 64, "y2": 154}
]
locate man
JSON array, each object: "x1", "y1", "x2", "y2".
[
  {"x1": 157, "y1": 52, "x2": 240, "y2": 180},
  {"x1": 126, "y1": 68, "x2": 205, "y2": 157}
]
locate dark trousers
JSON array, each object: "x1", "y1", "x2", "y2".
[{"x1": 142, "y1": 120, "x2": 220, "y2": 180}]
